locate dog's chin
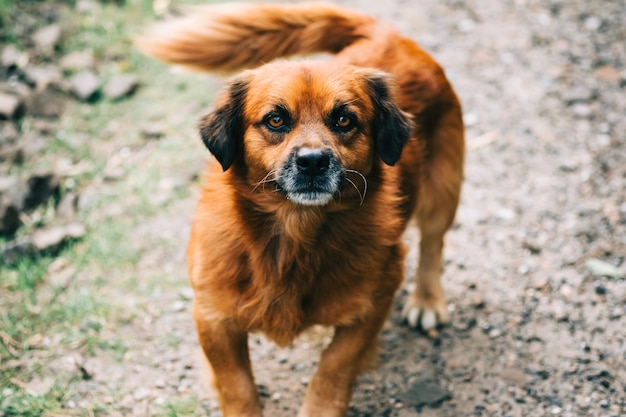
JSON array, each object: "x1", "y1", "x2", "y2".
[{"x1": 286, "y1": 190, "x2": 335, "y2": 206}]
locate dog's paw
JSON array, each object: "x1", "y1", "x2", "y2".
[{"x1": 402, "y1": 293, "x2": 450, "y2": 332}]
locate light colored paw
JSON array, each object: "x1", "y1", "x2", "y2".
[{"x1": 402, "y1": 295, "x2": 450, "y2": 331}]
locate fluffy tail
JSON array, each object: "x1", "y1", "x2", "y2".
[{"x1": 136, "y1": 2, "x2": 376, "y2": 72}]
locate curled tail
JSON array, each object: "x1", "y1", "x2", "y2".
[{"x1": 136, "y1": 2, "x2": 376, "y2": 72}]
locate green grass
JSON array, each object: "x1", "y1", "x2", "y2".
[{"x1": 0, "y1": 0, "x2": 225, "y2": 414}]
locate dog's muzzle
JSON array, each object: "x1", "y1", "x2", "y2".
[{"x1": 277, "y1": 147, "x2": 342, "y2": 206}]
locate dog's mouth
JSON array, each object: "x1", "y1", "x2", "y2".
[{"x1": 275, "y1": 148, "x2": 343, "y2": 206}]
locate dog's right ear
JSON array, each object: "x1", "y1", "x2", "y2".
[{"x1": 198, "y1": 76, "x2": 250, "y2": 171}]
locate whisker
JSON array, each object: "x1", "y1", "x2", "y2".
[
  {"x1": 345, "y1": 177, "x2": 364, "y2": 206},
  {"x1": 251, "y1": 169, "x2": 279, "y2": 193},
  {"x1": 345, "y1": 169, "x2": 368, "y2": 205}
]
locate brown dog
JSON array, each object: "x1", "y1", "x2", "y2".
[{"x1": 138, "y1": 3, "x2": 464, "y2": 416}]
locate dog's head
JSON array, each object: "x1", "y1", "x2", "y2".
[{"x1": 198, "y1": 61, "x2": 412, "y2": 206}]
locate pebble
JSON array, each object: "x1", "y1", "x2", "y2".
[
  {"x1": 28, "y1": 84, "x2": 66, "y2": 118},
  {"x1": 59, "y1": 51, "x2": 95, "y2": 72},
  {"x1": 69, "y1": 70, "x2": 101, "y2": 102},
  {"x1": 140, "y1": 123, "x2": 166, "y2": 140},
  {"x1": 133, "y1": 387, "x2": 152, "y2": 401},
  {"x1": 571, "y1": 103, "x2": 592, "y2": 118},
  {"x1": 31, "y1": 222, "x2": 86, "y2": 252},
  {"x1": 1, "y1": 45, "x2": 22, "y2": 68},
  {"x1": 103, "y1": 74, "x2": 139, "y2": 100},
  {"x1": 22, "y1": 65, "x2": 62, "y2": 89},
  {"x1": 0, "y1": 93, "x2": 23, "y2": 119},
  {"x1": 31, "y1": 24, "x2": 62, "y2": 54},
  {"x1": 400, "y1": 378, "x2": 452, "y2": 407}
]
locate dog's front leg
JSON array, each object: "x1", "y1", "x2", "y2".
[
  {"x1": 297, "y1": 292, "x2": 395, "y2": 417},
  {"x1": 195, "y1": 308, "x2": 262, "y2": 417}
]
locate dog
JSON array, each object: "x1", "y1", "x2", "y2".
[{"x1": 138, "y1": 3, "x2": 464, "y2": 416}]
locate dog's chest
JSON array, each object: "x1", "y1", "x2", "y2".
[{"x1": 237, "y1": 232, "x2": 382, "y2": 345}]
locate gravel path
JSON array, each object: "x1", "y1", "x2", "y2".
[{"x1": 10, "y1": 0, "x2": 622, "y2": 416}]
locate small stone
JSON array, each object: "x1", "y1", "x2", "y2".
[
  {"x1": 0, "y1": 93, "x2": 24, "y2": 120},
  {"x1": 28, "y1": 84, "x2": 66, "y2": 118},
  {"x1": 179, "y1": 287, "x2": 194, "y2": 300},
  {"x1": 584, "y1": 16, "x2": 602, "y2": 31},
  {"x1": 69, "y1": 71, "x2": 101, "y2": 102},
  {"x1": 171, "y1": 300, "x2": 186, "y2": 312},
  {"x1": 594, "y1": 66, "x2": 621, "y2": 83},
  {"x1": 31, "y1": 223, "x2": 86, "y2": 253},
  {"x1": 2, "y1": 237, "x2": 35, "y2": 263},
  {"x1": 141, "y1": 123, "x2": 166, "y2": 140},
  {"x1": 585, "y1": 258, "x2": 624, "y2": 279},
  {"x1": 31, "y1": 24, "x2": 62, "y2": 54},
  {"x1": 59, "y1": 51, "x2": 95, "y2": 72},
  {"x1": 22, "y1": 65, "x2": 62, "y2": 89},
  {"x1": 594, "y1": 284, "x2": 607, "y2": 295},
  {"x1": 571, "y1": 103, "x2": 592, "y2": 118},
  {"x1": 133, "y1": 387, "x2": 152, "y2": 401},
  {"x1": 103, "y1": 74, "x2": 139, "y2": 100},
  {"x1": 563, "y1": 87, "x2": 594, "y2": 104},
  {"x1": 0, "y1": 122, "x2": 19, "y2": 144},
  {"x1": 400, "y1": 379, "x2": 452, "y2": 407},
  {"x1": 501, "y1": 368, "x2": 530, "y2": 387},
  {"x1": 56, "y1": 192, "x2": 78, "y2": 219},
  {"x1": 550, "y1": 406, "x2": 562, "y2": 414},
  {"x1": 1, "y1": 45, "x2": 22, "y2": 69}
]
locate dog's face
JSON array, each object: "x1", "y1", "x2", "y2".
[{"x1": 199, "y1": 61, "x2": 412, "y2": 206}]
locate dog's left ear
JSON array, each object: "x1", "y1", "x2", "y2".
[
  {"x1": 198, "y1": 74, "x2": 250, "y2": 171},
  {"x1": 362, "y1": 71, "x2": 414, "y2": 166}
]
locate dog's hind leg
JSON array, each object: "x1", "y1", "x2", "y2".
[{"x1": 402, "y1": 109, "x2": 464, "y2": 333}]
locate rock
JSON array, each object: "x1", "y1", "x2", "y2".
[
  {"x1": 23, "y1": 172, "x2": 61, "y2": 211},
  {"x1": 59, "y1": 51, "x2": 95, "y2": 72},
  {"x1": 501, "y1": 368, "x2": 530, "y2": 387},
  {"x1": 400, "y1": 379, "x2": 452, "y2": 408},
  {"x1": 31, "y1": 24, "x2": 62, "y2": 54},
  {"x1": 1, "y1": 45, "x2": 23, "y2": 69},
  {"x1": 31, "y1": 223, "x2": 86, "y2": 252},
  {"x1": 571, "y1": 103, "x2": 592, "y2": 118},
  {"x1": 103, "y1": 74, "x2": 138, "y2": 100},
  {"x1": 69, "y1": 71, "x2": 101, "y2": 102},
  {"x1": 27, "y1": 84, "x2": 66, "y2": 118},
  {"x1": 140, "y1": 123, "x2": 166, "y2": 140},
  {"x1": 22, "y1": 65, "x2": 63, "y2": 89},
  {"x1": 585, "y1": 258, "x2": 624, "y2": 279},
  {"x1": 56, "y1": 192, "x2": 78, "y2": 220},
  {"x1": 563, "y1": 86, "x2": 595, "y2": 104},
  {"x1": 2, "y1": 237, "x2": 35, "y2": 263},
  {"x1": 0, "y1": 93, "x2": 24, "y2": 119},
  {"x1": 0, "y1": 121, "x2": 19, "y2": 145},
  {"x1": 0, "y1": 81, "x2": 32, "y2": 101}
]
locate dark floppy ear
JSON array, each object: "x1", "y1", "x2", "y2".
[
  {"x1": 198, "y1": 75, "x2": 250, "y2": 171},
  {"x1": 363, "y1": 71, "x2": 413, "y2": 166}
]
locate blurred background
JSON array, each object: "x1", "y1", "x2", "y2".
[{"x1": 0, "y1": 0, "x2": 624, "y2": 416}]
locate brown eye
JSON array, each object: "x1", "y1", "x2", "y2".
[
  {"x1": 336, "y1": 115, "x2": 351, "y2": 128},
  {"x1": 268, "y1": 115, "x2": 284, "y2": 129}
]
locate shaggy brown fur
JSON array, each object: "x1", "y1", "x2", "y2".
[{"x1": 138, "y1": 3, "x2": 464, "y2": 417}]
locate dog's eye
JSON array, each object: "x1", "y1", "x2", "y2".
[
  {"x1": 336, "y1": 115, "x2": 352, "y2": 128},
  {"x1": 267, "y1": 115, "x2": 285, "y2": 129}
]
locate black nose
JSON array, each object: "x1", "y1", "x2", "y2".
[{"x1": 295, "y1": 148, "x2": 331, "y2": 176}]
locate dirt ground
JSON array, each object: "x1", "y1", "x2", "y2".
[
  {"x1": 108, "y1": 0, "x2": 626, "y2": 416},
  {"x1": 6, "y1": 0, "x2": 625, "y2": 416}
]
